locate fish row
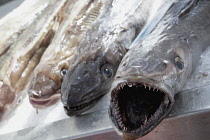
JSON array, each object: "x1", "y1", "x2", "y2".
[
  {"x1": 0, "y1": 0, "x2": 161, "y2": 120},
  {"x1": 0, "y1": 0, "x2": 210, "y2": 139},
  {"x1": 0, "y1": 0, "x2": 103, "y2": 120},
  {"x1": 61, "y1": 0, "x2": 210, "y2": 139}
]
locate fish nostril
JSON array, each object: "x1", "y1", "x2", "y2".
[{"x1": 115, "y1": 76, "x2": 121, "y2": 79}]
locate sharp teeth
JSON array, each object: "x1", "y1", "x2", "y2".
[
  {"x1": 164, "y1": 96, "x2": 169, "y2": 104},
  {"x1": 118, "y1": 118, "x2": 122, "y2": 123},
  {"x1": 144, "y1": 115, "x2": 147, "y2": 125},
  {"x1": 128, "y1": 83, "x2": 132, "y2": 87}
]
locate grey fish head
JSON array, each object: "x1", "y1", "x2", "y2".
[
  {"x1": 61, "y1": 60, "x2": 113, "y2": 116},
  {"x1": 61, "y1": 35, "x2": 127, "y2": 116},
  {"x1": 111, "y1": 0, "x2": 210, "y2": 138},
  {"x1": 109, "y1": 35, "x2": 194, "y2": 138}
]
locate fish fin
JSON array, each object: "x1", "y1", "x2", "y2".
[
  {"x1": 178, "y1": 0, "x2": 199, "y2": 17},
  {"x1": 77, "y1": 1, "x2": 103, "y2": 31}
]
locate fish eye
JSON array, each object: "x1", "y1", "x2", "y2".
[
  {"x1": 101, "y1": 64, "x2": 113, "y2": 78},
  {"x1": 61, "y1": 69, "x2": 67, "y2": 76},
  {"x1": 175, "y1": 56, "x2": 184, "y2": 70}
]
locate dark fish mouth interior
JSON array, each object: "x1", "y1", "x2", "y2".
[{"x1": 111, "y1": 82, "x2": 170, "y2": 132}]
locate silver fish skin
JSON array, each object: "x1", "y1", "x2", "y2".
[
  {"x1": 109, "y1": 0, "x2": 210, "y2": 139},
  {"x1": 0, "y1": 0, "x2": 67, "y2": 121},
  {"x1": 0, "y1": 0, "x2": 50, "y2": 64},
  {"x1": 61, "y1": 0, "x2": 165, "y2": 116},
  {"x1": 27, "y1": 0, "x2": 103, "y2": 109}
]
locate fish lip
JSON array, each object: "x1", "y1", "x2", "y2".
[
  {"x1": 63, "y1": 94, "x2": 104, "y2": 116},
  {"x1": 109, "y1": 75, "x2": 174, "y2": 137},
  {"x1": 29, "y1": 92, "x2": 61, "y2": 109}
]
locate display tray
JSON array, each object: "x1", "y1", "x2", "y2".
[{"x1": 1, "y1": 1, "x2": 210, "y2": 140}]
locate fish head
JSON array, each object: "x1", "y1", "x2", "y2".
[
  {"x1": 28, "y1": 61, "x2": 69, "y2": 109},
  {"x1": 61, "y1": 32, "x2": 127, "y2": 116},
  {"x1": 109, "y1": 35, "x2": 193, "y2": 138}
]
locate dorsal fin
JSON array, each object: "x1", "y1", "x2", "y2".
[
  {"x1": 75, "y1": 1, "x2": 103, "y2": 32},
  {"x1": 178, "y1": 0, "x2": 199, "y2": 17}
]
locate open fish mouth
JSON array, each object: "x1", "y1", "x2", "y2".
[
  {"x1": 64, "y1": 94, "x2": 104, "y2": 116},
  {"x1": 109, "y1": 80, "x2": 173, "y2": 136},
  {"x1": 29, "y1": 92, "x2": 60, "y2": 109}
]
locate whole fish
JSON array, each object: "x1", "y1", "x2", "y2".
[
  {"x1": 0, "y1": 0, "x2": 51, "y2": 66},
  {"x1": 61, "y1": 0, "x2": 167, "y2": 116},
  {"x1": 28, "y1": 0, "x2": 103, "y2": 109},
  {"x1": 109, "y1": 0, "x2": 210, "y2": 139},
  {"x1": 0, "y1": 0, "x2": 67, "y2": 121}
]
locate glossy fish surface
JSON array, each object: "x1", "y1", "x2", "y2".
[
  {"x1": 61, "y1": 0, "x2": 167, "y2": 116},
  {"x1": 109, "y1": 0, "x2": 210, "y2": 139},
  {"x1": 0, "y1": 0, "x2": 51, "y2": 66},
  {"x1": 28, "y1": 0, "x2": 103, "y2": 109},
  {"x1": 0, "y1": 0, "x2": 67, "y2": 121}
]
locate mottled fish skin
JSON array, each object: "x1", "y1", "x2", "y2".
[
  {"x1": 109, "y1": 0, "x2": 210, "y2": 139},
  {"x1": 0, "y1": 0, "x2": 51, "y2": 65},
  {"x1": 0, "y1": 0, "x2": 67, "y2": 121},
  {"x1": 27, "y1": 0, "x2": 103, "y2": 109},
  {"x1": 61, "y1": 0, "x2": 161, "y2": 116}
]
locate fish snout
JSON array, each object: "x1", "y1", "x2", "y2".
[
  {"x1": 125, "y1": 59, "x2": 175, "y2": 81},
  {"x1": 28, "y1": 74, "x2": 60, "y2": 108},
  {"x1": 28, "y1": 74, "x2": 59, "y2": 97},
  {"x1": 62, "y1": 71, "x2": 101, "y2": 106},
  {"x1": 61, "y1": 62, "x2": 103, "y2": 116}
]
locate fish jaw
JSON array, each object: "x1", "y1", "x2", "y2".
[
  {"x1": 109, "y1": 76, "x2": 174, "y2": 138},
  {"x1": 28, "y1": 73, "x2": 61, "y2": 109},
  {"x1": 29, "y1": 94, "x2": 60, "y2": 109},
  {"x1": 61, "y1": 61, "x2": 112, "y2": 116}
]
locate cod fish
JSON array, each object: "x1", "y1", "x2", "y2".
[
  {"x1": 0, "y1": 0, "x2": 51, "y2": 66},
  {"x1": 61, "y1": 0, "x2": 167, "y2": 116},
  {"x1": 28, "y1": 0, "x2": 103, "y2": 109},
  {"x1": 0, "y1": 0, "x2": 67, "y2": 121},
  {"x1": 109, "y1": 0, "x2": 210, "y2": 139}
]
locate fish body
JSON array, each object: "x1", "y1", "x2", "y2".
[
  {"x1": 28, "y1": 0, "x2": 103, "y2": 109},
  {"x1": 109, "y1": 0, "x2": 210, "y2": 139},
  {"x1": 0, "y1": 0, "x2": 67, "y2": 121},
  {"x1": 61, "y1": 0, "x2": 166, "y2": 116},
  {"x1": 0, "y1": 0, "x2": 51, "y2": 66}
]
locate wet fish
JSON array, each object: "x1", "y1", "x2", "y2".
[
  {"x1": 0, "y1": 0, "x2": 51, "y2": 66},
  {"x1": 0, "y1": 0, "x2": 67, "y2": 121},
  {"x1": 61, "y1": 0, "x2": 166, "y2": 116},
  {"x1": 109, "y1": 0, "x2": 210, "y2": 139},
  {"x1": 28, "y1": 0, "x2": 103, "y2": 109}
]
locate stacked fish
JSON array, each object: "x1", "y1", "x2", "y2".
[{"x1": 0, "y1": 0, "x2": 209, "y2": 139}]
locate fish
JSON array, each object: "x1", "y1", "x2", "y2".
[
  {"x1": 0, "y1": 0, "x2": 67, "y2": 121},
  {"x1": 0, "y1": 0, "x2": 51, "y2": 66},
  {"x1": 28, "y1": 0, "x2": 103, "y2": 109},
  {"x1": 61, "y1": 0, "x2": 167, "y2": 116},
  {"x1": 109, "y1": 0, "x2": 210, "y2": 139}
]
